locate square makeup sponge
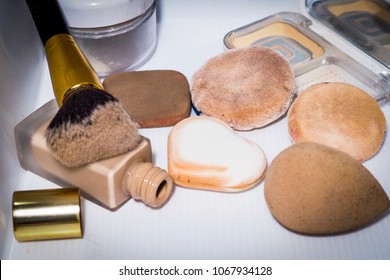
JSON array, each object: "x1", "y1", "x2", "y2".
[{"x1": 103, "y1": 70, "x2": 191, "y2": 128}]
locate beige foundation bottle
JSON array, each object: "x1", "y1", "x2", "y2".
[{"x1": 14, "y1": 100, "x2": 173, "y2": 210}]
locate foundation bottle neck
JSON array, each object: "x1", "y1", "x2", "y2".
[{"x1": 122, "y1": 162, "x2": 173, "y2": 208}]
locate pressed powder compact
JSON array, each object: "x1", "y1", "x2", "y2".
[
  {"x1": 224, "y1": 4, "x2": 390, "y2": 105},
  {"x1": 308, "y1": 0, "x2": 390, "y2": 68},
  {"x1": 224, "y1": 20, "x2": 325, "y2": 66}
]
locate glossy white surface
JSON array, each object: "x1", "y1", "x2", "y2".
[{"x1": 1, "y1": 0, "x2": 389, "y2": 259}]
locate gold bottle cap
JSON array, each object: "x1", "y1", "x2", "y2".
[{"x1": 12, "y1": 188, "x2": 83, "y2": 242}]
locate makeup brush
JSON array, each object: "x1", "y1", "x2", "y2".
[{"x1": 25, "y1": 0, "x2": 142, "y2": 167}]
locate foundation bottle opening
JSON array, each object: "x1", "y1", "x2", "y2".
[{"x1": 123, "y1": 162, "x2": 173, "y2": 208}]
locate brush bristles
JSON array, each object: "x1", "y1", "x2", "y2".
[{"x1": 46, "y1": 86, "x2": 142, "y2": 167}]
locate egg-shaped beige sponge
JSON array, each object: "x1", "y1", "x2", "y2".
[
  {"x1": 264, "y1": 142, "x2": 390, "y2": 235},
  {"x1": 168, "y1": 116, "x2": 267, "y2": 192}
]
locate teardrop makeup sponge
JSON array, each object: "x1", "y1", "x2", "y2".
[
  {"x1": 168, "y1": 116, "x2": 267, "y2": 192},
  {"x1": 103, "y1": 70, "x2": 191, "y2": 128},
  {"x1": 264, "y1": 142, "x2": 390, "y2": 235}
]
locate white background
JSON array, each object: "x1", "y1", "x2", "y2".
[{"x1": 1, "y1": 0, "x2": 390, "y2": 260}]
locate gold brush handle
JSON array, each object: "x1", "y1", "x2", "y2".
[
  {"x1": 25, "y1": 0, "x2": 103, "y2": 107},
  {"x1": 45, "y1": 34, "x2": 103, "y2": 107}
]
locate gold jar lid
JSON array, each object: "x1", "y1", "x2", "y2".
[{"x1": 12, "y1": 188, "x2": 83, "y2": 242}]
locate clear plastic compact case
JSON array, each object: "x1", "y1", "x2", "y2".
[
  {"x1": 307, "y1": 0, "x2": 390, "y2": 69},
  {"x1": 223, "y1": 5, "x2": 390, "y2": 105}
]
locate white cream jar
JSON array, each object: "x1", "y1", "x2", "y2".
[{"x1": 59, "y1": 0, "x2": 157, "y2": 77}]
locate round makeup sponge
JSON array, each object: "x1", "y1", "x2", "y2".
[
  {"x1": 288, "y1": 82, "x2": 386, "y2": 161},
  {"x1": 264, "y1": 142, "x2": 390, "y2": 235},
  {"x1": 191, "y1": 46, "x2": 295, "y2": 130}
]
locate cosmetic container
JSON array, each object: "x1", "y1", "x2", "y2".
[
  {"x1": 58, "y1": 0, "x2": 157, "y2": 77},
  {"x1": 224, "y1": 11, "x2": 390, "y2": 105},
  {"x1": 12, "y1": 187, "x2": 82, "y2": 242},
  {"x1": 307, "y1": 0, "x2": 390, "y2": 69},
  {"x1": 14, "y1": 100, "x2": 173, "y2": 210}
]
